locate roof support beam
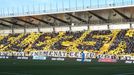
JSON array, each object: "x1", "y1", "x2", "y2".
[
  {"x1": 29, "y1": 16, "x2": 54, "y2": 26},
  {"x1": 47, "y1": 15, "x2": 71, "y2": 25},
  {"x1": 0, "y1": 19, "x2": 24, "y2": 27},
  {"x1": 88, "y1": 11, "x2": 108, "y2": 22},
  {"x1": 113, "y1": 9, "x2": 131, "y2": 20},
  {"x1": 66, "y1": 13, "x2": 88, "y2": 23},
  {"x1": 13, "y1": 17, "x2": 37, "y2": 27},
  {"x1": 0, "y1": 22, "x2": 11, "y2": 28}
]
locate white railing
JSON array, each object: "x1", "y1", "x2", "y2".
[{"x1": 0, "y1": 0, "x2": 134, "y2": 18}]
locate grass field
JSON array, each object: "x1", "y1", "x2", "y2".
[{"x1": 0, "y1": 59, "x2": 134, "y2": 75}]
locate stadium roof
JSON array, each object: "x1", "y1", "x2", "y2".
[
  {"x1": 0, "y1": 0, "x2": 133, "y2": 29},
  {"x1": 0, "y1": 0, "x2": 133, "y2": 18}
]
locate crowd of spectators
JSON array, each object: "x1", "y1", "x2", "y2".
[{"x1": 0, "y1": 29, "x2": 133, "y2": 55}]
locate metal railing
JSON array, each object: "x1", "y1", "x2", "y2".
[{"x1": 0, "y1": 0, "x2": 134, "y2": 18}]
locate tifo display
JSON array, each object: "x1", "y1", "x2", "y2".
[{"x1": 0, "y1": 29, "x2": 133, "y2": 56}]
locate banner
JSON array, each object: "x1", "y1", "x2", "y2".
[
  {"x1": 0, "y1": 51, "x2": 134, "y2": 61},
  {"x1": 51, "y1": 58, "x2": 65, "y2": 61},
  {"x1": 125, "y1": 61, "x2": 134, "y2": 64},
  {"x1": 76, "y1": 59, "x2": 92, "y2": 62},
  {"x1": 31, "y1": 51, "x2": 96, "y2": 58},
  {"x1": 17, "y1": 57, "x2": 29, "y2": 60},
  {"x1": 98, "y1": 58, "x2": 117, "y2": 63},
  {"x1": 0, "y1": 56, "x2": 9, "y2": 59},
  {"x1": 33, "y1": 56, "x2": 46, "y2": 60}
]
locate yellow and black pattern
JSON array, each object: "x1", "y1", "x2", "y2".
[{"x1": 0, "y1": 29, "x2": 133, "y2": 55}]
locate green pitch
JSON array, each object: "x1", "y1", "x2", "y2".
[{"x1": 0, "y1": 59, "x2": 134, "y2": 75}]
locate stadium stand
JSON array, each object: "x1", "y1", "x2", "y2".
[{"x1": 0, "y1": 29, "x2": 133, "y2": 55}]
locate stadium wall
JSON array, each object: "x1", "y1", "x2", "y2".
[
  {"x1": 55, "y1": 26, "x2": 70, "y2": 32},
  {"x1": 132, "y1": 23, "x2": 134, "y2": 28},
  {"x1": 0, "y1": 23, "x2": 133, "y2": 34},
  {"x1": 110, "y1": 24, "x2": 130, "y2": 29}
]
